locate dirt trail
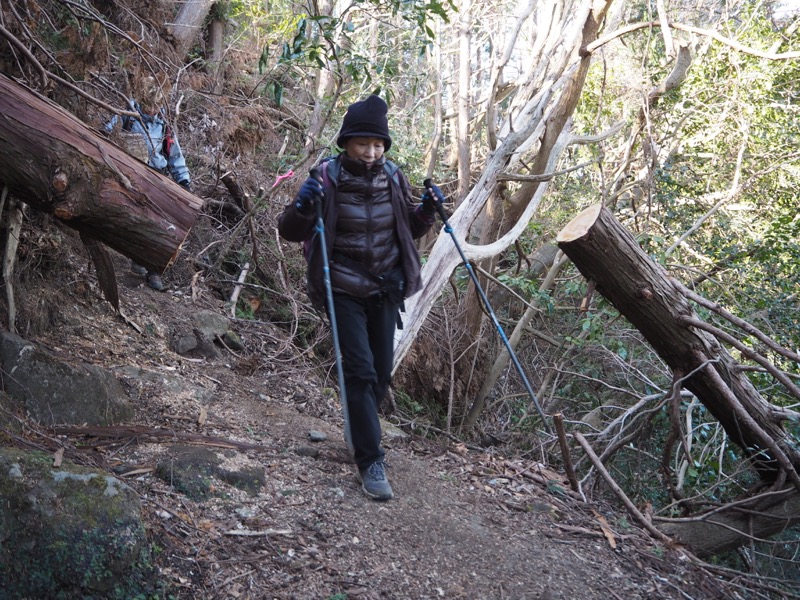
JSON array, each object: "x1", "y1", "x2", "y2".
[{"x1": 29, "y1": 256, "x2": 728, "y2": 599}]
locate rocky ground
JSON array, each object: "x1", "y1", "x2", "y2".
[{"x1": 8, "y1": 235, "x2": 765, "y2": 600}]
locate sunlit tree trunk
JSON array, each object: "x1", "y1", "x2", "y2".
[
  {"x1": 456, "y1": 0, "x2": 472, "y2": 203},
  {"x1": 168, "y1": 0, "x2": 216, "y2": 58},
  {"x1": 459, "y1": 0, "x2": 541, "y2": 335},
  {"x1": 424, "y1": 37, "x2": 444, "y2": 180},
  {"x1": 303, "y1": 0, "x2": 338, "y2": 160},
  {"x1": 207, "y1": 12, "x2": 226, "y2": 94},
  {"x1": 395, "y1": 0, "x2": 616, "y2": 371}
]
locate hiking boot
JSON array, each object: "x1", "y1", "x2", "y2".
[
  {"x1": 130, "y1": 261, "x2": 147, "y2": 275},
  {"x1": 358, "y1": 461, "x2": 393, "y2": 501},
  {"x1": 146, "y1": 272, "x2": 165, "y2": 291}
]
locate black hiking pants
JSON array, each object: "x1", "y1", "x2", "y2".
[{"x1": 332, "y1": 292, "x2": 399, "y2": 471}]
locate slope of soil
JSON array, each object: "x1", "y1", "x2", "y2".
[{"x1": 8, "y1": 245, "x2": 743, "y2": 600}]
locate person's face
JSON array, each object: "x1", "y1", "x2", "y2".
[
  {"x1": 344, "y1": 137, "x2": 385, "y2": 168},
  {"x1": 140, "y1": 102, "x2": 158, "y2": 116},
  {"x1": 140, "y1": 89, "x2": 163, "y2": 116}
]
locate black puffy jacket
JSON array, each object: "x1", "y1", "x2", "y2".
[{"x1": 278, "y1": 154, "x2": 434, "y2": 309}]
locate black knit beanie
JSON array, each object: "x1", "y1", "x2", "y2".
[{"x1": 336, "y1": 94, "x2": 392, "y2": 152}]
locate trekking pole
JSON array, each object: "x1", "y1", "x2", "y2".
[
  {"x1": 424, "y1": 179, "x2": 552, "y2": 433},
  {"x1": 310, "y1": 167, "x2": 354, "y2": 454}
]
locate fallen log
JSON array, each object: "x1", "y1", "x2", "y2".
[
  {"x1": 557, "y1": 203, "x2": 800, "y2": 556},
  {"x1": 655, "y1": 489, "x2": 800, "y2": 558},
  {"x1": 0, "y1": 73, "x2": 203, "y2": 273},
  {"x1": 556, "y1": 203, "x2": 800, "y2": 485}
]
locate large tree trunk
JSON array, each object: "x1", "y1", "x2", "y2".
[
  {"x1": 556, "y1": 203, "x2": 800, "y2": 555},
  {"x1": 302, "y1": 0, "x2": 338, "y2": 163},
  {"x1": 456, "y1": 0, "x2": 471, "y2": 203},
  {"x1": 556, "y1": 203, "x2": 800, "y2": 480},
  {"x1": 207, "y1": 15, "x2": 226, "y2": 94},
  {"x1": 0, "y1": 74, "x2": 202, "y2": 273},
  {"x1": 167, "y1": 0, "x2": 216, "y2": 58},
  {"x1": 394, "y1": 0, "x2": 614, "y2": 370},
  {"x1": 657, "y1": 489, "x2": 800, "y2": 558}
]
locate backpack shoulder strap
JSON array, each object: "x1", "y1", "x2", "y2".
[
  {"x1": 320, "y1": 157, "x2": 338, "y2": 189},
  {"x1": 383, "y1": 160, "x2": 401, "y2": 185}
]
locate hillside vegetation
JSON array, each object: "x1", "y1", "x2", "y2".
[{"x1": 0, "y1": 0, "x2": 799, "y2": 597}]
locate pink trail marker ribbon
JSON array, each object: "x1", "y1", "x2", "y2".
[{"x1": 272, "y1": 169, "x2": 295, "y2": 188}]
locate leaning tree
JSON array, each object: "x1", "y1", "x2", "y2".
[{"x1": 394, "y1": 0, "x2": 616, "y2": 365}]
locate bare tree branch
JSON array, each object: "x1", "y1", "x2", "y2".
[
  {"x1": 586, "y1": 21, "x2": 800, "y2": 60},
  {"x1": 574, "y1": 432, "x2": 679, "y2": 546},
  {"x1": 677, "y1": 280, "x2": 800, "y2": 365},
  {"x1": 679, "y1": 315, "x2": 800, "y2": 405}
]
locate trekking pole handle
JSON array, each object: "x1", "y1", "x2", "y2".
[
  {"x1": 309, "y1": 167, "x2": 324, "y2": 219},
  {"x1": 422, "y1": 178, "x2": 449, "y2": 223}
]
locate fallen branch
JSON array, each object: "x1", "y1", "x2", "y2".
[
  {"x1": 224, "y1": 529, "x2": 293, "y2": 537},
  {"x1": 552, "y1": 522, "x2": 637, "y2": 541},
  {"x1": 553, "y1": 413, "x2": 579, "y2": 492},
  {"x1": 229, "y1": 262, "x2": 251, "y2": 318},
  {"x1": 51, "y1": 425, "x2": 274, "y2": 452},
  {"x1": 220, "y1": 170, "x2": 248, "y2": 209},
  {"x1": 574, "y1": 431, "x2": 677, "y2": 546},
  {"x1": 3, "y1": 195, "x2": 23, "y2": 334}
]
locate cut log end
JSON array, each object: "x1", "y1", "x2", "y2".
[{"x1": 556, "y1": 203, "x2": 603, "y2": 243}]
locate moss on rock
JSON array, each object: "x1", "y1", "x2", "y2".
[{"x1": 0, "y1": 447, "x2": 153, "y2": 598}]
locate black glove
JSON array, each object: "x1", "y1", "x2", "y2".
[
  {"x1": 179, "y1": 179, "x2": 191, "y2": 192},
  {"x1": 295, "y1": 177, "x2": 324, "y2": 214},
  {"x1": 421, "y1": 183, "x2": 445, "y2": 214}
]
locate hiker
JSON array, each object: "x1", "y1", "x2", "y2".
[
  {"x1": 278, "y1": 95, "x2": 444, "y2": 500},
  {"x1": 105, "y1": 77, "x2": 192, "y2": 291}
]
